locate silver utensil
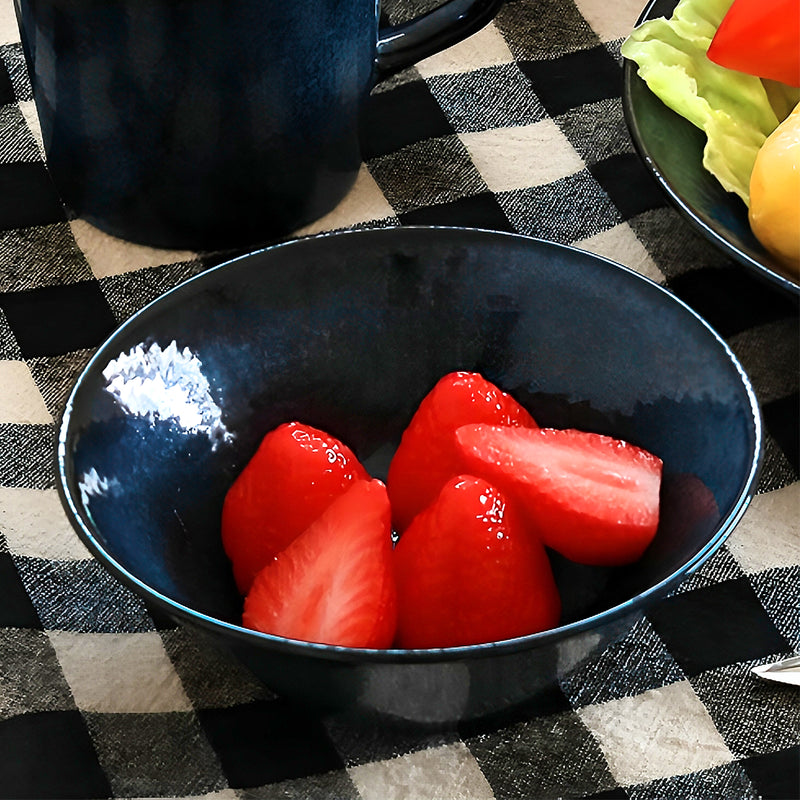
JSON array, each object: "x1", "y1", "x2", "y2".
[{"x1": 751, "y1": 655, "x2": 800, "y2": 687}]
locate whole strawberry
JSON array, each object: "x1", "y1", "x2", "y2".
[
  {"x1": 393, "y1": 474, "x2": 561, "y2": 649},
  {"x1": 387, "y1": 372, "x2": 536, "y2": 534},
  {"x1": 222, "y1": 421, "x2": 369, "y2": 594}
]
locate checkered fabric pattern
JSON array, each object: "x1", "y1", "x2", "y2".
[{"x1": 1, "y1": 0, "x2": 798, "y2": 797}]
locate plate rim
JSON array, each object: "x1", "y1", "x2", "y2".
[{"x1": 622, "y1": 0, "x2": 800, "y2": 296}]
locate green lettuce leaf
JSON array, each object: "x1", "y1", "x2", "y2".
[{"x1": 621, "y1": 0, "x2": 798, "y2": 206}]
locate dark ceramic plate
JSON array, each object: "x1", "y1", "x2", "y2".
[
  {"x1": 56, "y1": 226, "x2": 762, "y2": 724},
  {"x1": 623, "y1": 0, "x2": 800, "y2": 295}
]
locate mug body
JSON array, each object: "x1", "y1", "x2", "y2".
[{"x1": 15, "y1": 0, "x2": 377, "y2": 249}]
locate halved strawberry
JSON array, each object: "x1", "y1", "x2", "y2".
[
  {"x1": 454, "y1": 425, "x2": 663, "y2": 566},
  {"x1": 222, "y1": 421, "x2": 370, "y2": 594},
  {"x1": 242, "y1": 479, "x2": 397, "y2": 648},
  {"x1": 387, "y1": 372, "x2": 537, "y2": 534},
  {"x1": 393, "y1": 475, "x2": 561, "y2": 649}
]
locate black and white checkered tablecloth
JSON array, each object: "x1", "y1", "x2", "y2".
[{"x1": 0, "y1": 0, "x2": 798, "y2": 797}]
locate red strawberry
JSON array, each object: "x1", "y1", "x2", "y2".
[
  {"x1": 222, "y1": 421, "x2": 370, "y2": 594},
  {"x1": 393, "y1": 475, "x2": 561, "y2": 649},
  {"x1": 242, "y1": 479, "x2": 397, "y2": 648},
  {"x1": 454, "y1": 425, "x2": 663, "y2": 566},
  {"x1": 387, "y1": 372, "x2": 537, "y2": 534}
]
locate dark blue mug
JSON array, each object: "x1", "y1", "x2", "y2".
[{"x1": 14, "y1": 0, "x2": 503, "y2": 250}]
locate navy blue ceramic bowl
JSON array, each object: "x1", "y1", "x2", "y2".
[
  {"x1": 57, "y1": 227, "x2": 761, "y2": 725},
  {"x1": 623, "y1": 0, "x2": 800, "y2": 296}
]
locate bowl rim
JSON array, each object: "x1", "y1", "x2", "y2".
[
  {"x1": 622, "y1": 0, "x2": 800, "y2": 296},
  {"x1": 55, "y1": 225, "x2": 764, "y2": 663}
]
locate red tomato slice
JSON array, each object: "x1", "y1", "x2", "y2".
[{"x1": 706, "y1": 0, "x2": 800, "y2": 88}]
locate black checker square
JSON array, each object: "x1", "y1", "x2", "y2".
[
  {"x1": 0, "y1": 710, "x2": 112, "y2": 799},
  {"x1": 83, "y1": 711, "x2": 227, "y2": 798},
  {"x1": 0, "y1": 279, "x2": 118, "y2": 358},
  {"x1": 519, "y1": 45, "x2": 622, "y2": 117},
  {"x1": 691, "y1": 660, "x2": 800, "y2": 759},
  {"x1": 757, "y1": 428, "x2": 800, "y2": 494},
  {"x1": 198, "y1": 699, "x2": 346, "y2": 789},
  {"x1": 0, "y1": 551, "x2": 41, "y2": 629},
  {"x1": 0, "y1": 105, "x2": 41, "y2": 164},
  {"x1": 493, "y1": 0, "x2": 600, "y2": 60},
  {"x1": 555, "y1": 97, "x2": 634, "y2": 167},
  {"x1": 426, "y1": 64, "x2": 547, "y2": 134},
  {"x1": 559, "y1": 617, "x2": 684, "y2": 709},
  {"x1": 27, "y1": 350, "x2": 95, "y2": 423},
  {"x1": 742, "y1": 745, "x2": 800, "y2": 800},
  {"x1": 15, "y1": 556, "x2": 157, "y2": 633},
  {"x1": 368, "y1": 136, "x2": 488, "y2": 215},
  {"x1": 667, "y1": 266, "x2": 799, "y2": 340},
  {"x1": 0, "y1": 56, "x2": 14, "y2": 105},
  {"x1": 0, "y1": 423, "x2": 55, "y2": 490},
  {"x1": 238, "y1": 769, "x2": 361, "y2": 800},
  {"x1": 1, "y1": 43, "x2": 34, "y2": 103},
  {"x1": 497, "y1": 169, "x2": 622, "y2": 244},
  {"x1": 399, "y1": 191, "x2": 514, "y2": 231},
  {"x1": 362, "y1": 78, "x2": 454, "y2": 160},
  {"x1": 159, "y1": 626, "x2": 275, "y2": 710},
  {"x1": 0, "y1": 307, "x2": 22, "y2": 359},
  {"x1": 645, "y1": 577, "x2": 791, "y2": 676},
  {"x1": 463, "y1": 710, "x2": 619, "y2": 799},
  {"x1": 762, "y1": 393, "x2": 800, "y2": 478},
  {"x1": 627, "y1": 208, "x2": 732, "y2": 283},
  {"x1": 589, "y1": 152, "x2": 668, "y2": 221},
  {"x1": 749, "y1": 566, "x2": 800, "y2": 651},
  {"x1": 324, "y1": 713, "x2": 459, "y2": 768},
  {"x1": 0, "y1": 162, "x2": 66, "y2": 232},
  {"x1": 99, "y1": 258, "x2": 206, "y2": 323},
  {"x1": 0, "y1": 628, "x2": 76, "y2": 719},
  {"x1": 626, "y1": 761, "x2": 760, "y2": 800},
  {"x1": 0, "y1": 222, "x2": 95, "y2": 292}
]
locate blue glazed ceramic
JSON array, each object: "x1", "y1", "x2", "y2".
[
  {"x1": 623, "y1": 0, "x2": 800, "y2": 295},
  {"x1": 57, "y1": 227, "x2": 762, "y2": 725},
  {"x1": 14, "y1": 0, "x2": 502, "y2": 250}
]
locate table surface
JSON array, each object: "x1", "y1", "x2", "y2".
[{"x1": 0, "y1": 1, "x2": 798, "y2": 798}]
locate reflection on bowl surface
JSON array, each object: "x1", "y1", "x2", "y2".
[{"x1": 57, "y1": 226, "x2": 761, "y2": 725}]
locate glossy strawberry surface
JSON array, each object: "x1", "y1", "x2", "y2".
[
  {"x1": 393, "y1": 475, "x2": 561, "y2": 649},
  {"x1": 455, "y1": 425, "x2": 663, "y2": 566},
  {"x1": 222, "y1": 421, "x2": 369, "y2": 594},
  {"x1": 387, "y1": 372, "x2": 536, "y2": 534},
  {"x1": 243, "y1": 479, "x2": 397, "y2": 648}
]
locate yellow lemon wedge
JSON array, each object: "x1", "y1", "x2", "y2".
[{"x1": 749, "y1": 102, "x2": 800, "y2": 276}]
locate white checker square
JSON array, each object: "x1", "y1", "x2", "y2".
[
  {"x1": 348, "y1": 742, "x2": 495, "y2": 800},
  {"x1": 728, "y1": 483, "x2": 800, "y2": 573},
  {"x1": 0, "y1": 0, "x2": 19, "y2": 46},
  {"x1": 70, "y1": 219, "x2": 197, "y2": 279},
  {"x1": 293, "y1": 164, "x2": 396, "y2": 236},
  {"x1": 578, "y1": 680, "x2": 734, "y2": 786},
  {"x1": 48, "y1": 631, "x2": 192, "y2": 713},
  {"x1": 416, "y1": 23, "x2": 514, "y2": 78},
  {"x1": 0, "y1": 360, "x2": 52, "y2": 423},
  {"x1": 460, "y1": 119, "x2": 584, "y2": 193},
  {"x1": 19, "y1": 100, "x2": 45, "y2": 157},
  {"x1": 575, "y1": 223, "x2": 665, "y2": 284},
  {"x1": 0, "y1": 486, "x2": 91, "y2": 560},
  {"x1": 573, "y1": 0, "x2": 648, "y2": 42}
]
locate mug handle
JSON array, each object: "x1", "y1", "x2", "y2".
[{"x1": 375, "y1": 0, "x2": 505, "y2": 78}]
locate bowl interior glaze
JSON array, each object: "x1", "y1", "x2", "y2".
[{"x1": 57, "y1": 226, "x2": 761, "y2": 723}]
